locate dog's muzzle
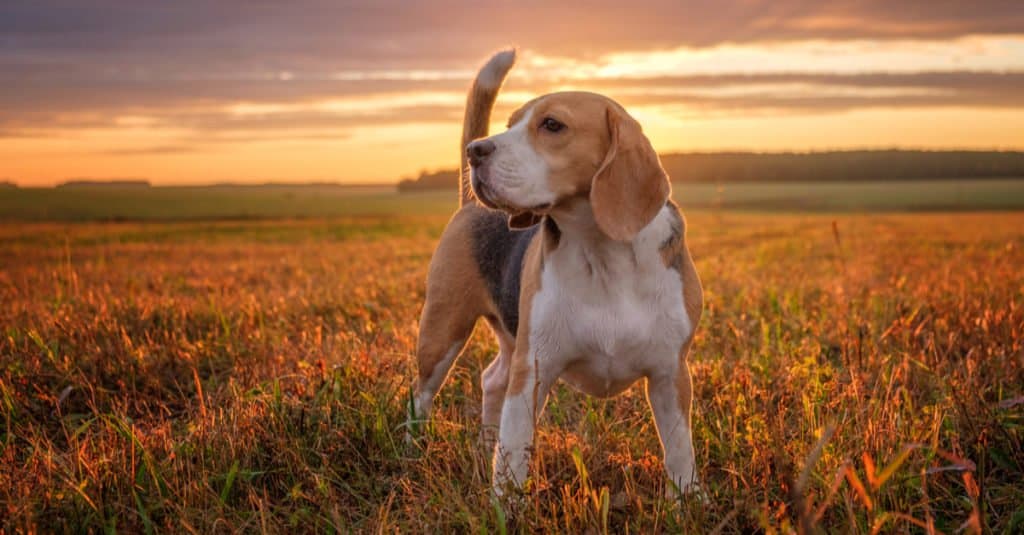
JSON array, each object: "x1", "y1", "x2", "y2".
[{"x1": 467, "y1": 139, "x2": 501, "y2": 208}]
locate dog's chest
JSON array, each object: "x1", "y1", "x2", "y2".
[{"x1": 528, "y1": 237, "x2": 692, "y2": 396}]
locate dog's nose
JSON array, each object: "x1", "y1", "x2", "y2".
[{"x1": 467, "y1": 139, "x2": 496, "y2": 166}]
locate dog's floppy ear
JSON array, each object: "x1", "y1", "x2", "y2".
[
  {"x1": 508, "y1": 211, "x2": 542, "y2": 229},
  {"x1": 589, "y1": 105, "x2": 671, "y2": 241}
]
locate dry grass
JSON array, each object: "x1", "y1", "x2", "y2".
[{"x1": 1, "y1": 212, "x2": 1022, "y2": 533}]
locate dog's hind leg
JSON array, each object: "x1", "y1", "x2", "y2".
[{"x1": 412, "y1": 298, "x2": 478, "y2": 426}]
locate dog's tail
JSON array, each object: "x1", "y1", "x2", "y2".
[{"x1": 459, "y1": 49, "x2": 516, "y2": 206}]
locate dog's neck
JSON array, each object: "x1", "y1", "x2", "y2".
[
  {"x1": 547, "y1": 198, "x2": 606, "y2": 243},
  {"x1": 545, "y1": 198, "x2": 643, "y2": 279}
]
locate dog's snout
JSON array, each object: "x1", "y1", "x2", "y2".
[{"x1": 467, "y1": 139, "x2": 496, "y2": 166}]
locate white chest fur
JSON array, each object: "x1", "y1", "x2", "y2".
[{"x1": 527, "y1": 206, "x2": 693, "y2": 397}]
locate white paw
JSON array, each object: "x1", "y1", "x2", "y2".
[{"x1": 666, "y1": 478, "x2": 707, "y2": 503}]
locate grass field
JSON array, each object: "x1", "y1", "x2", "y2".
[
  {"x1": 2, "y1": 206, "x2": 1023, "y2": 532},
  {"x1": 3, "y1": 178, "x2": 1024, "y2": 221}
]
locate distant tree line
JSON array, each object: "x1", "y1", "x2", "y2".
[
  {"x1": 397, "y1": 150, "x2": 1024, "y2": 192},
  {"x1": 397, "y1": 170, "x2": 461, "y2": 192},
  {"x1": 57, "y1": 179, "x2": 152, "y2": 188}
]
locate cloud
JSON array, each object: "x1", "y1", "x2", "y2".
[
  {"x1": 2, "y1": 1, "x2": 1022, "y2": 73},
  {"x1": 1, "y1": 1, "x2": 1022, "y2": 154},
  {"x1": 584, "y1": 71, "x2": 1024, "y2": 112},
  {"x1": 98, "y1": 144, "x2": 202, "y2": 156},
  {"x1": 168, "y1": 104, "x2": 463, "y2": 133},
  {"x1": 4, "y1": 70, "x2": 1022, "y2": 141}
]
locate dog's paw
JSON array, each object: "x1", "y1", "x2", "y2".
[
  {"x1": 402, "y1": 425, "x2": 417, "y2": 447},
  {"x1": 491, "y1": 479, "x2": 528, "y2": 519},
  {"x1": 666, "y1": 479, "x2": 707, "y2": 504},
  {"x1": 401, "y1": 416, "x2": 428, "y2": 453},
  {"x1": 667, "y1": 483, "x2": 708, "y2": 504}
]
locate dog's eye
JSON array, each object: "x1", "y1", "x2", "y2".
[{"x1": 540, "y1": 117, "x2": 565, "y2": 133}]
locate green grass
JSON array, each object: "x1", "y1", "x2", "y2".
[
  {"x1": 0, "y1": 185, "x2": 452, "y2": 221},
  {"x1": 3, "y1": 178, "x2": 1023, "y2": 222},
  {"x1": 677, "y1": 178, "x2": 1024, "y2": 211},
  {"x1": 1, "y1": 212, "x2": 1022, "y2": 532}
]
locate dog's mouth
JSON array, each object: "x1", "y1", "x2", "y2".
[
  {"x1": 470, "y1": 171, "x2": 500, "y2": 209},
  {"x1": 470, "y1": 167, "x2": 515, "y2": 211},
  {"x1": 472, "y1": 169, "x2": 553, "y2": 215}
]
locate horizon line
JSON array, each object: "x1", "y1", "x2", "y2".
[{"x1": 7, "y1": 147, "x2": 1024, "y2": 188}]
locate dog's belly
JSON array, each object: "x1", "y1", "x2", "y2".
[{"x1": 560, "y1": 359, "x2": 643, "y2": 398}]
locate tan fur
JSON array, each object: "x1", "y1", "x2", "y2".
[
  {"x1": 412, "y1": 51, "x2": 517, "y2": 421},
  {"x1": 488, "y1": 93, "x2": 671, "y2": 239},
  {"x1": 661, "y1": 206, "x2": 704, "y2": 331},
  {"x1": 660, "y1": 205, "x2": 703, "y2": 424},
  {"x1": 414, "y1": 207, "x2": 492, "y2": 387},
  {"x1": 415, "y1": 51, "x2": 705, "y2": 497},
  {"x1": 590, "y1": 106, "x2": 672, "y2": 241},
  {"x1": 504, "y1": 225, "x2": 549, "y2": 398},
  {"x1": 510, "y1": 93, "x2": 618, "y2": 201},
  {"x1": 678, "y1": 246, "x2": 704, "y2": 336},
  {"x1": 675, "y1": 340, "x2": 695, "y2": 429}
]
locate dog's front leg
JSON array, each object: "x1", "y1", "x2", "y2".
[
  {"x1": 480, "y1": 330, "x2": 515, "y2": 449},
  {"x1": 646, "y1": 361, "x2": 700, "y2": 496},
  {"x1": 492, "y1": 350, "x2": 554, "y2": 496}
]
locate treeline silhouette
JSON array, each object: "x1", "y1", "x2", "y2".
[
  {"x1": 398, "y1": 150, "x2": 1024, "y2": 191},
  {"x1": 57, "y1": 179, "x2": 152, "y2": 188}
]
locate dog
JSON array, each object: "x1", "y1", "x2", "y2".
[{"x1": 411, "y1": 49, "x2": 703, "y2": 497}]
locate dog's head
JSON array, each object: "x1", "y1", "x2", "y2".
[{"x1": 467, "y1": 92, "x2": 670, "y2": 241}]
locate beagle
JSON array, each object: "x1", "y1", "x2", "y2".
[{"x1": 411, "y1": 49, "x2": 703, "y2": 497}]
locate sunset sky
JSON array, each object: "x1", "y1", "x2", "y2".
[{"x1": 3, "y1": 1, "x2": 1024, "y2": 186}]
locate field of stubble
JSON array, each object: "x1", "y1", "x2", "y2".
[{"x1": 1, "y1": 211, "x2": 1022, "y2": 533}]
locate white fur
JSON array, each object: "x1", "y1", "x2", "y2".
[
  {"x1": 483, "y1": 109, "x2": 557, "y2": 209},
  {"x1": 493, "y1": 204, "x2": 698, "y2": 493},
  {"x1": 476, "y1": 49, "x2": 516, "y2": 90},
  {"x1": 534, "y1": 206, "x2": 691, "y2": 396}
]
